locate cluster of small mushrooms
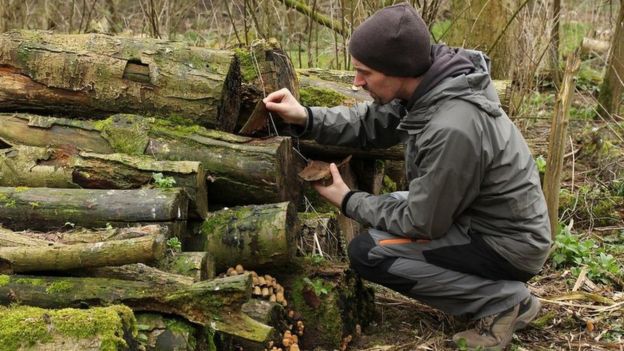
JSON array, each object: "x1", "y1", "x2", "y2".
[{"x1": 222, "y1": 265, "x2": 304, "y2": 351}]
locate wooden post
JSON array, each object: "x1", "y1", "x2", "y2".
[{"x1": 543, "y1": 52, "x2": 581, "y2": 240}]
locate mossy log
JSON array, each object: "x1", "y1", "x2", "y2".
[
  {"x1": 158, "y1": 251, "x2": 215, "y2": 281},
  {"x1": 0, "y1": 273, "x2": 274, "y2": 345},
  {"x1": 0, "y1": 225, "x2": 55, "y2": 247},
  {"x1": 185, "y1": 202, "x2": 298, "y2": 273},
  {"x1": 283, "y1": 263, "x2": 375, "y2": 350},
  {"x1": 236, "y1": 39, "x2": 299, "y2": 129},
  {"x1": 0, "y1": 234, "x2": 165, "y2": 273},
  {"x1": 135, "y1": 313, "x2": 202, "y2": 351},
  {"x1": 3, "y1": 224, "x2": 166, "y2": 246},
  {"x1": 0, "y1": 145, "x2": 208, "y2": 218},
  {"x1": 0, "y1": 113, "x2": 303, "y2": 206},
  {"x1": 81, "y1": 263, "x2": 195, "y2": 286},
  {"x1": 582, "y1": 37, "x2": 610, "y2": 56},
  {"x1": 0, "y1": 187, "x2": 188, "y2": 231},
  {"x1": 242, "y1": 299, "x2": 286, "y2": 330},
  {"x1": 0, "y1": 30, "x2": 241, "y2": 131},
  {"x1": 0, "y1": 305, "x2": 138, "y2": 351}
]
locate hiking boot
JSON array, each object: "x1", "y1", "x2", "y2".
[{"x1": 452, "y1": 295, "x2": 541, "y2": 351}]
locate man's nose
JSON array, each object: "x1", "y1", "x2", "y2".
[{"x1": 353, "y1": 73, "x2": 365, "y2": 87}]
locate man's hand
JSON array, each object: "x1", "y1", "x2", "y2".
[
  {"x1": 263, "y1": 88, "x2": 307, "y2": 126},
  {"x1": 313, "y1": 163, "x2": 351, "y2": 208}
]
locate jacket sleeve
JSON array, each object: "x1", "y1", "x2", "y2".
[
  {"x1": 343, "y1": 123, "x2": 483, "y2": 240},
  {"x1": 304, "y1": 101, "x2": 405, "y2": 148}
]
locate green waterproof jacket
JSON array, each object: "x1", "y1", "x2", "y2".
[{"x1": 303, "y1": 52, "x2": 552, "y2": 274}]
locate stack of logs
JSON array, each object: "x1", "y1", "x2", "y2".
[{"x1": 0, "y1": 30, "x2": 378, "y2": 351}]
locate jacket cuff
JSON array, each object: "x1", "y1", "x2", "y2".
[
  {"x1": 290, "y1": 106, "x2": 314, "y2": 137},
  {"x1": 341, "y1": 190, "x2": 365, "y2": 218}
]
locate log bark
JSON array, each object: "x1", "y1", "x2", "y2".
[
  {"x1": 0, "y1": 113, "x2": 303, "y2": 206},
  {"x1": 0, "y1": 30, "x2": 242, "y2": 131},
  {"x1": 236, "y1": 39, "x2": 299, "y2": 130},
  {"x1": 0, "y1": 225, "x2": 55, "y2": 247},
  {"x1": 581, "y1": 37, "x2": 610, "y2": 57},
  {"x1": 10, "y1": 224, "x2": 167, "y2": 245},
  {"x1": 0, "y1": 305, "x2": 138, "y2": 351},
  {"x1": 0, "y1": 234, "x2": 165, "y2": 273},
  {"x1": 241, "y1": 299, "x2": 287, "y2": 331},
  {"x1": 0, "y1": 145, "x2": 208, "y2": 218},
  {"x1": 135, "y1": 313, "x2": 201, "y2": 351},
  {"x1": 158, "y1": 251, "x2": 216, "y2": 281},
  {"x1": 81, "y1": 263, "x2": 195, "y2": 286},
  {"x1": 0, "y1": 187, "x2": 188, "y2": 231},
  {"x1": 0, "y1": 273, "x2": 274, "y2": 345},
  {"x1": 185, "y1": 202, "x2": 298, "y2": 272}
]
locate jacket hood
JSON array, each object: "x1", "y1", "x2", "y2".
[{"x1": 400, "y1": 46, "x2": 503, "y2": 130}]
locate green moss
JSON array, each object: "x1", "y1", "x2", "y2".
[
  {"x1": 290, "y1": 276, "x2": 343, "y2": 348},
  {"x1": 13, "y1": 187, "x2": 29, "y2": 192},
  {"x1": 0, "y1": 275, "x2": 9, "y2": 287},
  {"x1": 531, "y1": 310, "x2": 557, "y2": 329},
  {"x1": 234, "y1": 49, "x2": 259, "y2": 82},
  {"x1": 299, "y1": 86, "x2": 346, "y2": 107},
  {"x1": 0, "y1": 305, "x2": 136, "y2": 351},
  {"x1": 94, "y1": 115, "x2": 150, "y2": 155},
  {"x1": 380, "y1": 175, "x2": 397, "y2": 194},
  {"x1": 14, "y1": 278, "x2": 45, "y2": 286},
  {"x1": 46, "y1": 280, "x2": 74, "y2": 294}
]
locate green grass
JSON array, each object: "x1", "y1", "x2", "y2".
[{"x1": 561, "y1": 21, "x2": 591, "y2": 56}]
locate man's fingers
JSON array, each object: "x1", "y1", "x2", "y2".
[
  {"x1": 329, "y1": 163, "x2": 342, "y2": 182},
  {"x1": 263, "y1": 88, "x2": 291, "y2": 103}
]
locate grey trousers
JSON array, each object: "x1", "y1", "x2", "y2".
[{"x1": 347, "y1": 192, "x2": 531, "y2": 320}]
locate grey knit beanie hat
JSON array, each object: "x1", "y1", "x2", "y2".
[{"x1": 349, "y1": 3, "x2": 431, "y2": 77}]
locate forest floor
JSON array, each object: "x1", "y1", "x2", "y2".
[{"x1": 342, "y1": 87, "x2": 624, "y2": 351}]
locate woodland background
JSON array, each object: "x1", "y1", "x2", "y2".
[{"x1": 0, "y1": 0, "x2": 623, "y2": 350}]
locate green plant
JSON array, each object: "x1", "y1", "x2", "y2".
[
  {"x1": 303, "y1": 277, "x2": 330, "y2": 296},
  {"x1": 535, "y1": 155, "x2": 547, "y2": 174},
  {"x1": 552, "y1": 224, "x2": 623, "y2": 284},
  {"x1": 551, "y1": 224, "x2": 594, "y2": 267},
  {"x1": 152, "y1": 173, "x2": 176, "y2": 188},
  {"x1": 166, "y1": 237, "x2": 182, "y2": 253}
]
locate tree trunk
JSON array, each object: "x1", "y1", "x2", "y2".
[
  {"x1": 0, "y1": 145, "x2": 208, "y2": 218},
  {"x1": 0, "y1": 273, "x2": 274, "y2": 345},
  {"x1": 0, "y1": 30, "x2": 242, "y2": 131},
  {"x1": 0, "y1": 187, "x2": 188, "y2": 231},
  {"x1": 185, "y1": 202, "x2": 298, "y2": 273},
  {"x1": 0, "y1": 305, "x2": 138, "y2": 351},
  {"x1": 543, "y1": 53, "x2": 580, "y2": 240},
  {"x1": 0, "y1": 113, "x2": 303, "y2": 207},
  {"x1": 158, "y1": 251, "x2": 216, "y2": 281},
  {"x1": 598, "y1": 1, "x2": 624, "y2": 120},
  {"x1": 446, "y1": 0, "x2": 519, "y2": 80},
  {"x1": 0, "y1": 234, "x2": 165, "y2": 273}
]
